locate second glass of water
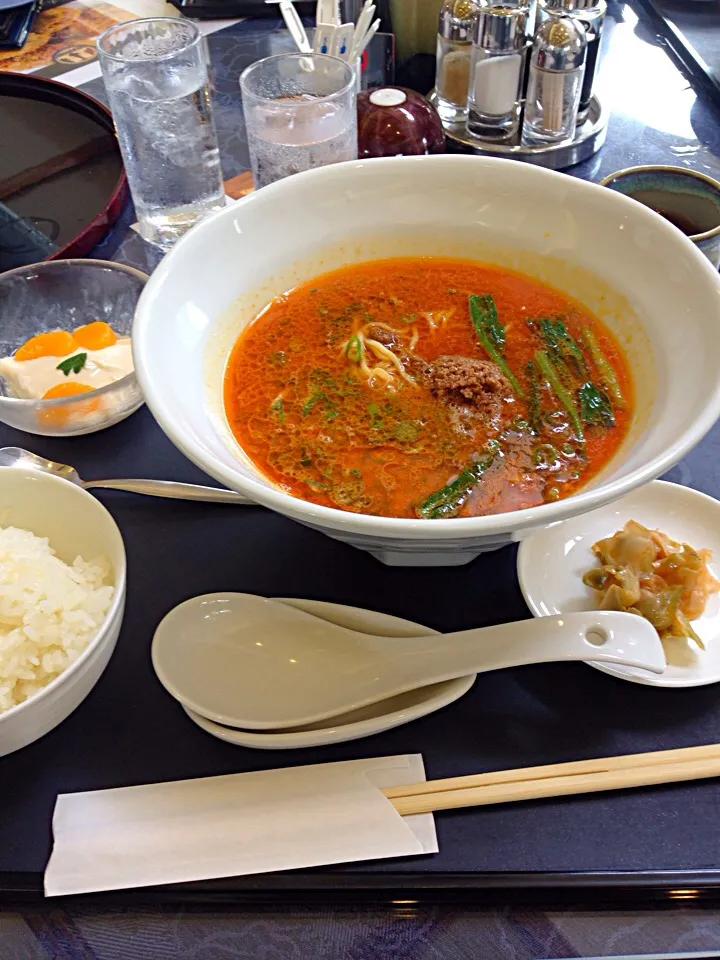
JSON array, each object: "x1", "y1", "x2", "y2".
[
  {"x1": 97, "y1": 18, "x2": 226, "y2": 249},
  {"x1": 240, "y1": 54, "x2": 358, "y2": 189}
]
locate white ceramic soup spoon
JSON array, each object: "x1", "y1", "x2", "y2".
[{"x1": 152, "y1": 593, "x2": 666, "y2": 730}]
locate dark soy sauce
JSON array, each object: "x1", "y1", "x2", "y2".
[
  {"x1": 654, "y1": 208, "x2": 705, "y2": 236},
  {"x1": 630, "y1": 187, "x2": 720, "y2": 237}
]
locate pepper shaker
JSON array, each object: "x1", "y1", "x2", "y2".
[
  {"x1": 537, "y1": 0, "x2": 605, "y2": 123},
  {"x1": 466, "y1": 4, "x2": 529, "y2": 141},
  {"x1": 521, "y1": 15, "x2": 587, "y2": 145},
  {"x1": 435, "y1": 0, "x2": 486, "y2": 124}
]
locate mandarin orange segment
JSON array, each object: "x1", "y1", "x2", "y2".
[
  {"x1": 42, "y1": 382, "x2": 95, "y2": 400},
  {"x1": 15, "y1": 330, "x2": 78, "y2": 361},
  {"x1": 73, "y1": 321, "x2": 117, "y2": 351},
  {"x1": 39, "y1": 382, "x2": 101, "y2": 428}
]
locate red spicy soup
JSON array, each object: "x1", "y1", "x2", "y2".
[{"x1": 224, "y1": 258, "x2": 633, "y2": 519}]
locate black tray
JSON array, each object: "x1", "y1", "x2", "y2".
[{"x1": 1, "y1": 407, "x2": 720, "y2": 906}]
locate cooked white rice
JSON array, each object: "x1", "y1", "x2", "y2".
[{"x1": 0, "y1": 526, "x2": 113, "y2": 713}]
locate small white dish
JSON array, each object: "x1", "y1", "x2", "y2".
[
  {"x1": 518, "y1": 480, "x2": 720, "y2": 688},
  {"x1": 173, "y1": 598, "x2": 475, "y2": 748}
]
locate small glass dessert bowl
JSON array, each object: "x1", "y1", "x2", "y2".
[{"x1": 0, "y1": 259, "x2": 147, "y2": 437}]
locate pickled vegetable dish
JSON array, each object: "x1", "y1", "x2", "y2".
[
  {"x1": 583, "y1": 521, "x2": 719, "y2": 648},
  {"x1": 223, "y1": 258, "x2": 633, "y2": 518}
]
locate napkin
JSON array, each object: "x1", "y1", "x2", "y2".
[{"x1": 45, "y1": 754, "x2": 437, "y2": 896}]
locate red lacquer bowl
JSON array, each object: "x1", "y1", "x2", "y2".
[{"x1": 357, "y1": 87, "x2": 446, "y2": 159}]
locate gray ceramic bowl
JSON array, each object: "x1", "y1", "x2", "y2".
[{"x1": 600, "y1": 165, "x2": 720, "y2": 269}]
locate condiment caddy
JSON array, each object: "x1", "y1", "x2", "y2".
[
  {"x1": 429, "y1": 90, "x2": 607, "y2": 168},
  {"x1": 430, "y1": 0, "x2": 608, "y2": 168}
]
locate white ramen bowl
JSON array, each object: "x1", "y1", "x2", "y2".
[
  {"x1": 0, "y1": 468, "x2": 126, "y2": 755},
  {"x1": 133, "y1": 156, "x2": 720, "y2": 566}
]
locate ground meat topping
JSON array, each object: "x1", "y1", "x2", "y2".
[
  {"x1": 426, "y1": 355, "x2": 512, "y2": 419},
  {"x1": 404, "y1": 353, "x2": 430, "y2": 381},
  {"x1": 364, "y1": 324, "x2": 397, "y2": 346}
]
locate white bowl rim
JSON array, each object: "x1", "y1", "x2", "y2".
[
  {"x1": 0, "y1": 468, "x2": 127, "y2": 722},
  {"x1": 0, "y1": 258, "x2": 148, "y2": 408},
  {"x1": 134, "y1": 154, "x2": 720, "y2": 540}
]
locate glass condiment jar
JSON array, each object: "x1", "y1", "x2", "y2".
[
  {"x1": 522, "y1": 15, "x2": 587, "y2": 145},
  {"x1": 466, "y1": 4, "x2": 529, "y2": 141},
  {"x1": 434, "y1": 0, "x2": 486, "y2": 124},
  {"x1": 537, "y1": 0, "x2": 606, "y2": 123}
]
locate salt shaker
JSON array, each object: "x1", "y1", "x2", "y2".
[
  {"x1": 435, "y1": 0, "x2": 486, "y2": 124},
  {"x1": 466, "y1": 4, "x2": 529, "y2": 141},
  {"x1": 521, "y1": 16, "x2": 587, "y2": 145},
  {"x1": 537, "y1": 0, "x2": 606, "y2": 123}
]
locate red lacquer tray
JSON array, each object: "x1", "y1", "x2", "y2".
[{"x1": 0, "y1": 71, "x2": 127, "y2": 271}]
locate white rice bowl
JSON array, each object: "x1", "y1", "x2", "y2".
[{"x1": 0, "y1": 525, "x2": 113, "y2": 712}]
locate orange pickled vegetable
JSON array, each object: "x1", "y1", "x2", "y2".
[
  {"x1": 42, "y1": 383, "x2": 95, "y2": 400},
  {"x1": 15, "y1": 331, "x2": 78, "y2": 361},
  {"x1": 73, "y1": 321, "x2": 117, "y2": 351}
]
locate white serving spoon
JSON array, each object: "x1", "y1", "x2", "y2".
[
  {"x1": 349, "y1": 0, "x2": 375, "y2": 61},
  {"x1": 331, "y1": 22, "x2": 354, "y2": 58},
  {"x1": 152, "y1": 593, "x2": 666, "y2": 730},
  {"x1": 180, "y1": 597, "x2": 475, "y2": 750},
  {"x1": 267, "y1": 0, "x2": 312, "y2": 52},
  {"x1": 313, "y1": 22, "x2": 337, "y2": 54},
  {"x1": 351, "y1": 17, "x2": 379, "y2": 59}
]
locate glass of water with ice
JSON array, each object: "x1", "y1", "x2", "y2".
[
  {"x1": 97, "y1": 18, "x2": 226, "y2": 249},
  {"x1": 240, "y1": 54, "x2": 357, "y2": 189}
]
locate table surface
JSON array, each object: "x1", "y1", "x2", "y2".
[
  {"x1": 639, "y1": 0, "x2": 720, "y2": 103},
  {"x1": 5, "y1": 3, "x2": 720, "y2": 957}
]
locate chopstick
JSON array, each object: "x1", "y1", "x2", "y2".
[{"x1": 382, "y1": 743, "x2": 720, "y2": 817}]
